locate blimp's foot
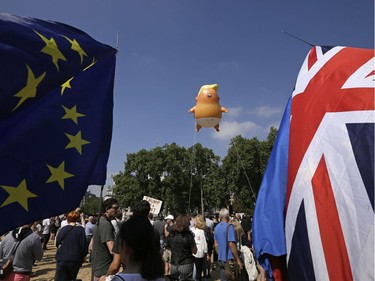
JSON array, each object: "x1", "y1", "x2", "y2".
[
  {"x1": 214, "y1": 125, "x2": 220, "y2": 132},
  {"x1": 196, "y1": 124, "x2": 202, "y2": 132}
]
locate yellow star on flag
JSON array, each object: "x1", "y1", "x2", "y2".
[
  {"x1": 46, "y1": 161, "x2": 74, "y2": 190},
  {"x1": 0, "y1": 179, "x2": 38, "y2": 211},
  {"x1": 35, "y1": 31, "x2": 67, "y2": 70},
  {"x1": 62, "y1": 105, "x2": 85, "y2": 124},
  {"x1": 83, "y1": 57, "x2": 97, "y2": 71},
  {"x1": 63, "y1": 36, "x2": 87, "y2": 64},
  {"x1": 65, "y1": 131, "x2": 90, "y2": 155},
  {"x1": 13, "y1": 65, "x2": 46, "y2": 111},
  {"x1": 61, "y1": 77, "x2": 74, "y2": 95}
]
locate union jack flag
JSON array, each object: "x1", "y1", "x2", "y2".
[{"x1": 253, "y1": 46, "x2": 374, "y2": 281}]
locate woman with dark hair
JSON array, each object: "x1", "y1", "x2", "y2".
[
  {"x1": 106, "y1": 216, "x2": 164, "y2": 281},
  {"x1": 167, "y1": 214, "x2": 197, "y2": 281},
  {"x1": 54, "y1": 211, "x2": 88, "y2": 281}
]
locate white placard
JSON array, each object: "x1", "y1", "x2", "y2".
[{"x1": 143, "y1": 196, "x2": 163, "y2": 215}]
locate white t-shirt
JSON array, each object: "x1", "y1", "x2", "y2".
[
  {"x1": 60, "y1": 220, "x2": 84, "y2": 228},
  {"x1": 60, "y1": 220, "x2": 68, "y2": 228},
  {"x1": 42, "y1": 218, "x2": 50, "y2": 235},
  {"x1": 205, "y1": 218, "x2": 214, "y2": 229}
]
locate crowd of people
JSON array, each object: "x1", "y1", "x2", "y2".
[{"x1": 0, "y1": 200, "x2": 267, "y2": 281}]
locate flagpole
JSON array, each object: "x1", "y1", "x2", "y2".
[
  {"x1": 99, "y1": 185, "x2": 104, "y2": 215},
  {"x1": 115, "y1": 32, "x2": 120, "y2": 51},
  {"x1": 282, "y1": 30, "x2": 314, "y2": 47}
]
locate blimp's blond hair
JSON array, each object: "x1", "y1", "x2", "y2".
[{"x1": 199, "y1": 84, "x2": 218, "y2": 93}]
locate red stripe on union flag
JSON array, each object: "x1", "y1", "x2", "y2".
[
  {"x1": 312, "y1": 156, "x2": 352, "y2": 281},
  {"x1": 307, "y1": 46, "x2": 317, "y2": 70},
  {"x1": 287, "y1": 47, "x2": 374, "y2": 208}
]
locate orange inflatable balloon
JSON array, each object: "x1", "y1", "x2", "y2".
[{"x1": 188, "y1": 84, "x2": 228, "y2": 132}]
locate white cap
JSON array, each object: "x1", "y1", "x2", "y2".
[{"x1": 165, "y1": 215, "x2": 174, "y2": 220}]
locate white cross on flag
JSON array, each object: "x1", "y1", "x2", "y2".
[{"x1": 253, "y1": 46, "x2": 374, "y2": 281}]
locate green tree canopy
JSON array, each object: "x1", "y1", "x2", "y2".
[{"x1": 113, "y1": 127, "x2": 278, "y2": 215}]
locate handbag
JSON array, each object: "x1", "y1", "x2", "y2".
[
  {"x1": 239, "y1": 233, "x2": 258, "y2": 281},
  {"x1": 0, "y1": 241, "x2": 21, "y2": 280},
  {"x1": 0, "y1": 258, "x2": 13, "y2": 280},
  {"x1": 223, "y1": 224, "x2": 241, "y2": 281},
  {"x1": 224, "y1": 258, "x2": 241, "y2": 281}
]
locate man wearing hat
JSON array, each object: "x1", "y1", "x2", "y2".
[{"x1": 163, "y1": 214, "x2": 174, "y2": 276}]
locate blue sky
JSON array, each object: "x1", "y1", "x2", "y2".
[{"x1": 2, "y1": 1, "x2": 374, "y2": 194}]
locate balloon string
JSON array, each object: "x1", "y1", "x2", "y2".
[{"x1": 188, "y1": 120, "x2": 196, "y2": 212}]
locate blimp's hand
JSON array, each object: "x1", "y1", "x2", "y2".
[
  {"x1": 188, "y1": 107, "x2": 196, "y2": 113},
  {"x1": 221, "y1": 106, "x2": 229, "y2": 113}
]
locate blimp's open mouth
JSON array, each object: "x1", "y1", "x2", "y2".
[{"x1": 207, "y1": 94, "x2": 212, "y2": 98}]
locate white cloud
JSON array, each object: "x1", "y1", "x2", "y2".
[
  {"x1": 211, "y1": 120, "x2": 260, "y2": 141},
  {"x1": 250, "y1": 106, "x2": 283, "y2": 118},
  {"x1": 227, "y1": 106, "x2": 243, "y2": 118}
]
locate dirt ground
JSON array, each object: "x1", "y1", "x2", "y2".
[
  {"x1": 30, "y1": 240, "x2": 220, "y2": 281},
  {"x1": 31, "y1": 240, "x2": 91, "y2": 281}
]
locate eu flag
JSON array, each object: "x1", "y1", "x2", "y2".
[{"x1": 0, "y1": 13, "x2": 117, "y2": 235}]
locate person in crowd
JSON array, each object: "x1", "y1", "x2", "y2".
[
  {"x1": 0, "y1": 222, "x2": 44, "y2": 281},
  {"x1": 85, "y1": 216, "x2": 96, "y2": 245},
  {"x1": 61, "y1": 208, "x2": 86, "y2": 229},
  {"x1": 204, "y1": 216, "x2": 215, "y2": 278},
  {"x1": 91, "y1": 198, "x2": 119, "y2": 281},
  {"x1": 41, "y1": 217, "x2": 51, "y2": 250},
  {"x1": 76, "y1": 208, "x2": 86, "y2": 228},
  {"x1": 205, "y1": 213, "x2": 214, "y2": 230},
  {"x1": 104, "y1": 216, "x2": 164, "y2": 281},
  {"x1": 214, "y1": 208, "x2": 243, "y2": 281},
  {"x1": 49, "y1": 217, "x2": 58, "y2": 241},
  {"x1": 54, "y1": 216, "x2": 62, "y2": 235},
  {"x1": 163, "y1": 214, "x2": 174, "y2": 276},
  {"x1": 212, "y1": 215, "x2": 219, "y2": 267},
  {"x1": 230, "y1": 218, "x2": 243, "y2": 247},
  {"x1": 189, "y1": 214, "x2": 196, "y2": 230},
  {"x1": 153, "y1": 213, "x2": 166, "y2": 251},
  {"x1": 167, "y1": 214, "x2": 197, "y2": 281},
  {"x1": 241, "y1": 216, "x2": 267, "y2": 281},
  {"x1": 191, "y1": 214, "x2": 208, "y2": 281},
  {"x1": 54, "y1": 211, "x2": 88, "y2": 281},
  {"x1": 85, "y1": 216, "x2": 96, "y2": 263},
  {"x1": 111, "y1": 211, "x2": 122, "y2": 236},
  {"x1": 60, "y1": 213, "x2": 69, "y2": 228},
  {"x1": 31, "y1": 221, "x2": 43, "y2": 243},
  {"x1": 148, "y1": 213, "x2": 154, "y2": 225},
  {"x1": 100, "y1": 200, "x2": 160, "y2": 280}
]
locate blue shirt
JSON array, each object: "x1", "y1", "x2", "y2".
[
  {"x1": 214, "y1": 221, "x2": 237, "y2": 262},
  {"x1": 85, "y1": 221, "x2": 94, "y2": 236}
]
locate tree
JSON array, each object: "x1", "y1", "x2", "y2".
[
  {"x1": 188, "y1": 143, "x2": 226, "y2": 214},
  {"x1": 113, "y1": 143, "x2": 227, "y2": 215},
  {"x1": 112, "y1": 128, "x2": 278, "y2": 215},
  {"x1": 222, "y1": 127, "x2": 278, "y2": 213},
  {"x1": 81, "y1": 196, "x2": 101, "y2": 215}
]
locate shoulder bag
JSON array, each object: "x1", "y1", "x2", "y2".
[
  {"x1": 56, "y1": 225, "x2": 75, "y2": 253},
  {"x1": 0, "y1": 239, "x2": 22, "y2": 279},
  {"x1": 224, "y1": 224, "x2": 241, "y2": 281}
]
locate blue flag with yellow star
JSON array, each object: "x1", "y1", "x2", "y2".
[{"x1": 0, "y1": 13, "x2": 117, "y2": 235}]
